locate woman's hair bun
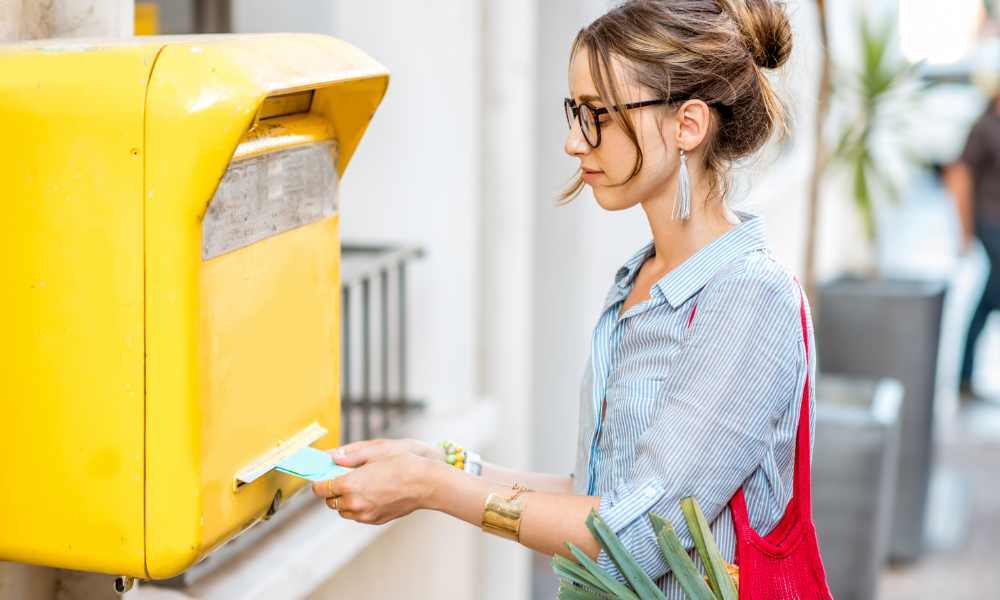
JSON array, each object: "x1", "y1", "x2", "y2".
[{"x1": 738, "y1": 0, "x2": 793, "y2": 69}]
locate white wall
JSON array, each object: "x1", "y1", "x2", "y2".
[
  {"x1": 232, "y1": 0, "x2": 333, "y2": 34},
  {"x1": 531, "y1": 0, "x2": 643, "y2": 477},
  {"x1": 328, "y1": 0, "x2": 482, "y2": 414}
]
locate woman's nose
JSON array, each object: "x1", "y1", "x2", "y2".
[{"x1": 564, "y1": 123, "x2": 590, "y2": 157}]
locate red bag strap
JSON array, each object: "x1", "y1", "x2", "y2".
[{"x1": 790, "y1": 287, "x2": 813, "y2": 517}]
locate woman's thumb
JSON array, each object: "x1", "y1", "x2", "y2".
[{"x1": 329, "y1": 445, "x2": 370, "y2": 467}]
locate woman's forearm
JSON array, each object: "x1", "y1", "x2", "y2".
[
  {"x1": 424, "y1": 460, "x2": 601, "y2": 560},
  {"x1": 479, "y1": 462, "x2": 574, "y2": 495},
  {"x1": 423, "y1": 441, "x2": 572, "y2": 494}
]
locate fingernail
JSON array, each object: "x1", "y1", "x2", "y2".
[{"x1": 332, "y1": 448, "x2": 346, "y2": 457}]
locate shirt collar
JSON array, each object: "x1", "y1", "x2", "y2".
[
  {"x1": 613, "y1": 241, "x2": 655, "y2": 289},
  {"x1": 610, "y1": 211, "x2": 768, "y2": 310}
]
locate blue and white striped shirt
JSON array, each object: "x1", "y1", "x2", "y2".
[{"x1": 571, "y1": 212, "x2": 816, "y2": 597}]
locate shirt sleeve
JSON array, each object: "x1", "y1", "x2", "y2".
[{"x1": 594, "y1": 263, "x2": 805, "y2": 582}]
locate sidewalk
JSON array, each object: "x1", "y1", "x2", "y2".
[{"x1": 880, "y1": 403, "x2": 1000, "y2": 598}]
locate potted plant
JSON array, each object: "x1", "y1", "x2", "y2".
[{"x1": 811, "y1": 13, "x2": 948, "y2": 563}]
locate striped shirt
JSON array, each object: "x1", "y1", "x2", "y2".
[{"x1": 571, "y1": 212, "x2": 816, "y2": 597}]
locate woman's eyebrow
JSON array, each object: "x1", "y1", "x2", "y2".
[{"x1": 573, "y1": 93, "x2": 602, "y2": 103}]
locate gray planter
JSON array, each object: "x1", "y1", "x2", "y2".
[
  {"x1": 813, "y1": 375, "x2": 903, "y2": 600},
  {"x1": 815, "y1": 276, "x2": 947, "y2": 562}
]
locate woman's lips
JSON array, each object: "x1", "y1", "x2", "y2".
[{"x1": 581, "y1": 169, "x2": 603, "y2": 182}]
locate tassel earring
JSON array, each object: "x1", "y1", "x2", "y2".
[{"x1": 673, "y1": 148, "x2": 691, "y2": 221}]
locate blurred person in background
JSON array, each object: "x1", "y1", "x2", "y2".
[{"x1": 946, "y1": 95, "x2": 1000, "y2": 401}]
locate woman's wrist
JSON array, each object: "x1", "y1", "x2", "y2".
[
  {"x1": 402, "y1": 438, "x2": 445, "y2": 462},
  {"x1": 419, "y1": 458, "x2": 455, "y2": 512}
]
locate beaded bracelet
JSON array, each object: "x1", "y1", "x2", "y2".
[{"x1": 440, "y1": 440, "x2": 482, "y2": 476}]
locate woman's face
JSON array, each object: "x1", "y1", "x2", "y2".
[{"x1": 565, "y1": 47, "x2": 681, "y2": 211}]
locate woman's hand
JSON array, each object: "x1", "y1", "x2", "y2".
[
  {"x1": 311, "y1": 453, "x2": 439, "y2": 525},
  {"x1": 326, "y1": 438, "x2": 443, "y2": 468}
]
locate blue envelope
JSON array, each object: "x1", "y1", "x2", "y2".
[{"x1": 275, "y1": 446, "x2": 351, "y2": 481}]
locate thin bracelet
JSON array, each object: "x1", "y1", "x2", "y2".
[{"x1": 508, "y1": 482, "x2": 532, "y2": 502}]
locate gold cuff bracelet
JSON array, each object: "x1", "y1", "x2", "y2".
[{"x1": 482, "y1": 493, "x2": 524, "y2": 541}]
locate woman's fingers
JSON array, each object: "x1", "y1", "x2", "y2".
[
  {"x1": 326, "y1": 439, "x2": 388, "y2": 467},
  {"x1": 323, "y1": 493, "x2": 370, "y2": 522},
  {"x1": 312, "y1": 454, "x2": 423, "y2": 525},
  {"x1": 312, "y1": 474, "x2": 350, "y2": 499},
  {"x1": 327, "y1": 439, "x2": 377, "y2": 457}
]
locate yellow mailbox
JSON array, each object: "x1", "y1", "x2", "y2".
[{"x1": 1, "y1": 34, "x2": 387, "y2": 579}]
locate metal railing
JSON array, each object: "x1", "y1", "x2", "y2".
[{"x1": 340, "y1": 244, "x2": 425, "y2": 443}]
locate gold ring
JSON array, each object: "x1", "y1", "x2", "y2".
[{"x1": 333, "y1": 496, "x2": 341, "y2": 511}]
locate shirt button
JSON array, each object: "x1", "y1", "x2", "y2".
[{"x1": 644, "y1": 487, "x2": 657, "y2": 499}]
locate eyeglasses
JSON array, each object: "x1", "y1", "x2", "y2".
[{"x1": 563, "y1": 97, "x2": 679, "y2": 148}]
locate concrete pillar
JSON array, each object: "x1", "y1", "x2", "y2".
[
  {"x1": 0, "y1": 5, "x2": 135, "y2": 598},
  {"x1": 0, "y1": 0, "x2": 132, "y2": 41},
  {"x1": 477, "y1": 0, "x2": 539, "y2": 599}
]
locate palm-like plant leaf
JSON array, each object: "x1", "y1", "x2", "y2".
[
  {"x1": 565, "y1": 542, "x2": 641, "y2": 600},
  {"x1": 553, "y1": 554, "x2": 616, "y2": 596},
  {"x1": 648, "y1": 514, "x2": 717, "y2": 600},
  {"x1": 558, "y1": 581, "x2": 616, "y2": 600},
  {"x1": 830, "y1": 11, "x2": 929, "y2": 244},
  {"x1": 554, "y1": 499, "x2": 738, "y2": 599},
  {"x1": 586, "y1": 510, "x2": 667, "y2": 599},
  {"x1": 680, "y1": 498, "x2": 738, "y2": 600}
]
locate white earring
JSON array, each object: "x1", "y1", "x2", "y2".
[{"x1": 673, "y1": 148, "x2": 691, "y2": 221}]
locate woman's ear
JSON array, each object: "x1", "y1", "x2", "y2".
[{"x1": 673, "y1": 99, "x2": 711, "y2": 152}]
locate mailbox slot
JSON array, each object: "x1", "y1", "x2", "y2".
[{"x1": 234, "y1": 422, "x2": 328, "y2": 490}]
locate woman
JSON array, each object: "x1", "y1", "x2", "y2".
[{"x1": 314, "y1": 1, "x2": 830, "y2": 596}]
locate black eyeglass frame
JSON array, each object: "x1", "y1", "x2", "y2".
[{"x1": 564, "y1": 97, "x2": 687, "y2": 148}]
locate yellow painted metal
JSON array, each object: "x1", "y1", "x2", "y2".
[
  {"x1": 0, "y1": 34, "x2": 388, "y2": 579},
  {"x1": 258, "y1": 90, "x2": 314, "y2": 119},
  {"x1": 0, "y1": 42, "x2": 156, "y2": 578},
  {"x1": 233, "y1": 112, "x2": 336, "y2": 161}
]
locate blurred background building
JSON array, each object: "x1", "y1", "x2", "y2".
[{"x1": 2, "y1": 0, "x2": 998, "y2": 598}]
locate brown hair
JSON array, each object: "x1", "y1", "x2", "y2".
[{"x1": 562, "y1": 0, "x2": 793, "y2": 202}]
